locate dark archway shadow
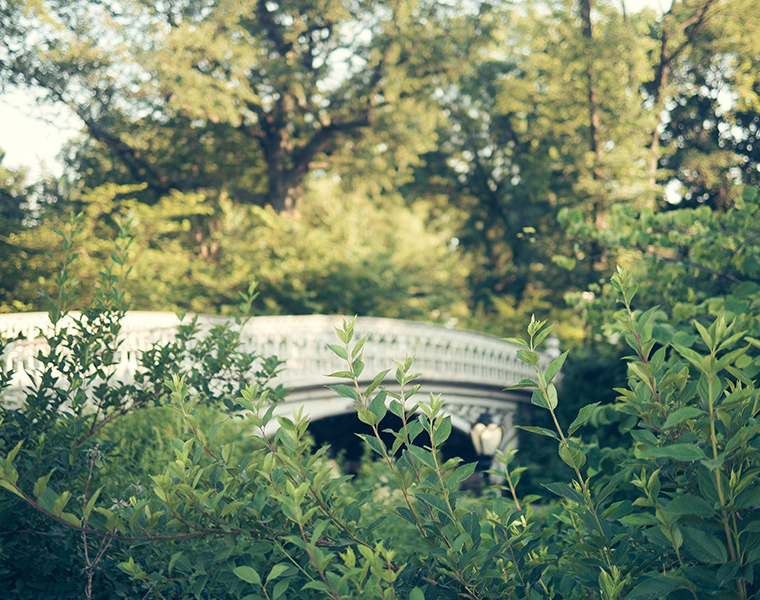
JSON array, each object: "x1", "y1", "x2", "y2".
[{"x1": 308, "y1": 412, "x2": 479, "y2": 474}]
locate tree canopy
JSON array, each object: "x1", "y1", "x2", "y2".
[{"x1": 2, "y1": 0, "x2": 760, "y2": 332}]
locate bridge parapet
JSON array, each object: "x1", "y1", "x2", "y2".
[
  {"x1": 0, "y1": 312, "x2": 558, "y2": 390},
  {"x1": 1, "y1": 312, "x2": 561, "y2": 454}
]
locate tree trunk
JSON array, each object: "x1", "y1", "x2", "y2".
[{"x1": 581, "y1": 0, "x2": 604, "y2": 272}]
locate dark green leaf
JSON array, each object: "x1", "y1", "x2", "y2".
[
  {"x1": 663, "y1": 495, "x2": 715, "y2": 518},
  {"x1": 568, "y1": 402, "x2": 600, "y2": 435},
  {"x1": 681, "y1": 527, "x2": 727, "y2": 563},
  {"x1": 626, "y1": 576, "x2": 679, "y2": 600},
  {"x1": 542, "y1": 482, "x2": 585, "y2": 505},
  {"x1": 640, "y1": 444, "x2": 706, "y2": 462}
]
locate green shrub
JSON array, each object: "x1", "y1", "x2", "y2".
[{"x1": 1, "y1": 223, "x2": 760, "y2": 599}]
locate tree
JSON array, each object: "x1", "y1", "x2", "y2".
[
  {"x1": 655, "y1": 0, "x2": 760, "y2": 209},
  {"x1": 401, "y1": 0, "x2": 656, "y2": 335},
  {"x1": 3, "y1": 179, "x2": 470, "y2": 320},
  {"x1": 1, "y1": 0, "x2": 469, "y2": 212}
]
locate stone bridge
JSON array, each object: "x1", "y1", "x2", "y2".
[{"x1": 0, "y1": 312, "x2": 560, "y2": 460}]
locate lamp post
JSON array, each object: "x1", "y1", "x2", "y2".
[{"x1": 470, "y1": 414, "x2": 503, "y2": 488}]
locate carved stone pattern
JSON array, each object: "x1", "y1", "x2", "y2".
[{"x1": 0, "y1": 313, "x2": 559, "y2": 397}]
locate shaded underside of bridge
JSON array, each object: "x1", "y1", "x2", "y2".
[{"x1": 0, "y1": 312, "x2": 561, "y2": 465}]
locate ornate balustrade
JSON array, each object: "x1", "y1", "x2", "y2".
[
  {"x1": 0, "y1": 312, "x2": 562, "y2": 451},
  {"x1": 0, "y1": 312, "x2": 558, "y2": 390}
]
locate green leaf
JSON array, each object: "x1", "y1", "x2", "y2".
[
  {"x1": 530, "y1": 389, "x2": 550, "y2": 410},
  {"x1": 673, "y1": 344, "x2": 704, "y2": 370},
  {"x1": 663, "y1": 495, "x2": 715, "y2": 518},
  {"x1": 681, "y1": 527, "x2": 727, "y2": 563},
  {"x1": 33, "y1": 469, "x2": 55, "y2": 499},
  {"x1": 693, "y1": 320, "x2": 713, "y2": 350},
  {"x1": 327, "y1": 370, "x2": 354, "y2": 378},
  {"x1": 0, "y1": 479, "x2": 25, "y2": 499},
  {"x1": 663, "y1": 407, "x2": 704, "y2": 429},
  {"x1": 266, "y1": 564, "x2": 290, "y2": 584},
  {"x1": 447, "y1": 463, "x2": 477, "y2": 490},
  {"x1": 365, "y1": 369, "x2": 390, "y2": 396},
  {"x1": 357, "y1": 407, "x2": 378, "y2": 426},
  {"x1": 559, "y1": 446, "x2": 586, "y2": 469},
  {"x1": 328, "y1": 384, "x2": 359, "y2": 401},
  {"x1": 83, "y1": 486, "x2": 103, "y2": 522},
  {"x1": 52, "y1": 490, "x2": 72, "y2": 517},
  {"x1": 60, "y1": 512, "x2": 81, "y2": 527},
  {"x1": 432, "y1": 416, "x2": 452, "y2": 447},
  {"x1": 545, "y1": 351, "x2": 568, "y2": 382},
  {"x1": 546, "y1": 383, "x2": 558, "y2": 409},
  {"x1": 351, "y1": 334, "x2": 368, "y2": 359},
  {"x1": 272, "y1": 579, "x2": 289, "y2": 600},
  {"x1": 626, "y1": 576, "x2": 679, "y2": 600},
  {"x1": 542, "y1": 482, "x2": 585, "y2": 505},
  {"x1": 169, "y1": 552, "x2": 183, "y2": 576},
  {"x1": 357, "y1": 434, "x2": 386, "y2": 458},
  {"x1": 630, "y1": 429, "x2": 658, "y2": 446},
  {"x1": 504, "y1": 378, "x2": 538, "y2": 390},
  {"x1": 568, "y1": 402, "x2": 600, "y2": 435},
  {"x1": 369, "y1": 390, "x2": 388, "y2": 422},
  {"x1": 503, "y1": 337, "x2": 528, "y2": 348},
  {"x1": 410, "y1": 587, "x2": 425, "y2": 600},
  {"x1": 407, "y1": 446, "x2": 437, "y2": 469},
  {"x1": 517, "y1": 349, "x2": 540, "y2": 366},
  {"x1": 640, "y1": 444, "x2": 706, "y2": 462},
  {"x1": 515, "y1": 425, "x2": 558, "y2": 440},
  {"x1": 326, "y1": 344, "x2": 348, "y2": 360}
]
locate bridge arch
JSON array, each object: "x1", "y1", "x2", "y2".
[{"x1": 0, "y1": 312, "x2": 560, "y2": 459}]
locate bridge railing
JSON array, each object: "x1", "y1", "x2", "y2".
[{"x1": 0, "y1": 312, "x2": 560, "y2": 392}]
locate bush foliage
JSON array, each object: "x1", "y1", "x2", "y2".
[{"x1": 1, "y1": 229, "x2": 760, "y2": 600}]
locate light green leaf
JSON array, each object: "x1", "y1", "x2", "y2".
[
  {"x1": 545, "y1": 351, "x2": 568, "y2": 382},
  {"x1": 267, "y1": 563, "x2": 290, "y2": 584},
  {"x1": 560, "y1": 445, "x2": 586, "y2": 469},
  {"x1": 234, "y1": 566, "x2": 262, "y2": 586},
  {"x1": 432, "y1": 416, "x2": 452, "y2": 447},
  {"x1": 663, "y1": 407, "x2": 704, "y2": 429},
  {"x1": 546, "y1": 383, "x2": 558, "y2": 409},
  {"x1": 4, "y1": 440, "x2": 23, "y2": 466},
  {"x1": 328, "y1": 384, "x2": 359, "y2": 401},
  {"x1": 504, "y1": 378, "x2": 538, "y2": 390},
  {"x1": 33, "y1": 469, "x2": 55, "y2": 499},
  {"x1": 326, "y1": 344, "x2": 348, "y2": 360},
  {"x1": 83, "y1": 486, "x2": 103, "y2": 522},
  {"x1": 517, "y1": 349, "x2": 540, "y2": 366}
]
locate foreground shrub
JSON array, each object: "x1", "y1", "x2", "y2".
[{"x1": 1, "y1": 224, "x2": 759, "y2": 599}]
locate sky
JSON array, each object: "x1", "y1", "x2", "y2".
[{"x1": 0, "y1": 0, "x2": 671, "y2": 181}]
